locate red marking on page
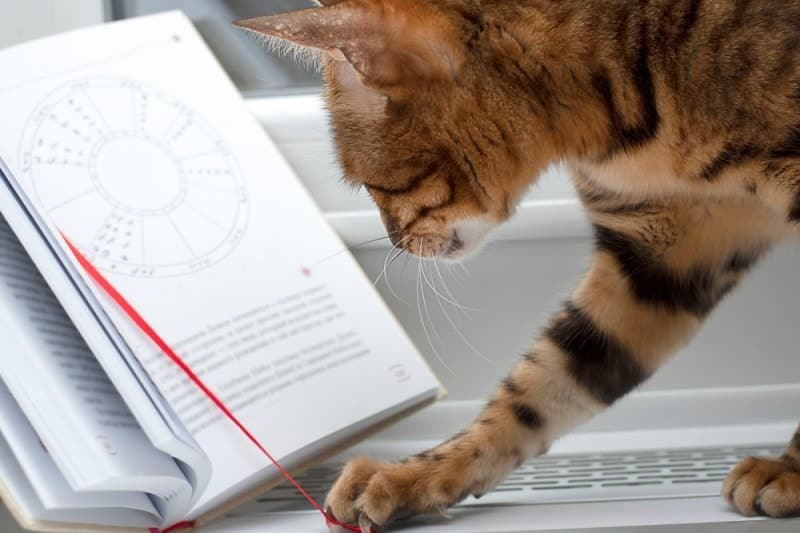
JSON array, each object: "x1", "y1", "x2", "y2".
[{"x1": 60, "y1": 235, "x2": 367, "y2": 533}]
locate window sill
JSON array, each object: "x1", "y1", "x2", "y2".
[{"x1": 246, "y1": 95, "x2": 591, "y2": 247}]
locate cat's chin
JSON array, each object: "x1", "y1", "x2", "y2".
[{"x1": 439, "y1": 217, "x2": 499, "y2": 262}]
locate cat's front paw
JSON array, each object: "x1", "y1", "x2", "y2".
[
  {"x1": 723, "y1": 456, "x2": 800, "y2": 518},
  {"x1": 325, "y1": 455, "x2": 466, "y2": 531}
]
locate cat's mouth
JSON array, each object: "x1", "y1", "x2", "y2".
[
  {"x1": 400, "y1": 232, "x2": 465, "y2": 260},
  {"x1": 399, "y1": 217, "x2": 498, "y2": 262}
]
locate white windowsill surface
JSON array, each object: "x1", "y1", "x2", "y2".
[{"x1": 245, "y1": 95, "x2": 591, "y2": 247}]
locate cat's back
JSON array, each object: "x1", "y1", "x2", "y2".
[
  {"x1": 537, "y1": 0, "x2": 800, "y2": 194},
  {"x1": 650, "y1": 0, "x2": 800, "y2": 128}
]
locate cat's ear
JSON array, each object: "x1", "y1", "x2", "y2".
[{"x1": 233, "y1": 0, "x2": 465, "y2": 89}]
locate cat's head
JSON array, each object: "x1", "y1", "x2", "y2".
[{"x1": 236, "y1": 0, "x2": 550, "y2": 260}]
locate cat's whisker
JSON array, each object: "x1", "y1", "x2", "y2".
[
  {"x1": 444, "y1": 259, "x2": 461, "y2": 279},
  {"x1": 382, "y1": 245, "x2": 408, "y2": 304},
  {"x1": 312, "y1": 234, "x2": 396, "y2": 267},
  {"x1": 373, "y1": 249, "x2": 392, "y2": 287},
  {"x1": 383, "y1": 237, "x2": 407, "y2": 286},
  {"x1": 416, "y1": 258, "x2": 455, "y2": 376},
  {"x1": 374, "y1": 235, "x2": 411, "y2": 307},
  {"x1": 421, "y1": 259, "x2": 472, "y2": 317},
  {"x1": 430, "y1": 258, "x2": 479, "y2": 314},
  {"x1": 429, "y1": 261, "x2": 497, "y2": 365},
  {"x1": 374, "y1": 234, "x2": 408, "y2": 276},
  {"x1": 419, "y1": 259, "x2": 446, "y2": 303},
  {"x1": 387, "y1": 243, "x2": 409, "y2": 272},
  {"x1": 373, "y1": 237, "x2": 401, "y2": 287},
  {"x1": 456, "y1": 261, "x2": 470, "y2": 279},
  {"x1": 419, "y1": 261, "x2": 445, "y2": 343},
  {"x1": 432, "y1": 259, "x2": 469, "y2": 317},
  {"x1": 401, "y1": 252, "x2": 412, "y2": 276}
]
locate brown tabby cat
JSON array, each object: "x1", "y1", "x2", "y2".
[{"x1": 235, "y1": 0, "x2": 800, "y2": 528}]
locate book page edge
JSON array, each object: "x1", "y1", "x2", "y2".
[{"x1": 0, "y1": 477, "x2": 145, "y2": 533}]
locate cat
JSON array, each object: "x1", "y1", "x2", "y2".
[{"x1": 235, "y1": 0, "x2": 800, "y2": 529}]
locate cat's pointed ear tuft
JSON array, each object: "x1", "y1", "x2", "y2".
[{"x1": 234, "y1": 0, "x2": 466, "y2": 89}]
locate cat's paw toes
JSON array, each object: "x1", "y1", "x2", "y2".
[
  {"x1": 325, "y1": 456, "x2": 384, "y2": 529},
  {"x1": 325, "y1": 455, "x2": 462, "y2": 530},
  {"x1": 723, "y1": 456, "x2": 800, "y2": 518}
]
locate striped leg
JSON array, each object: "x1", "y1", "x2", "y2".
[
  {"x1": 723, "y1": 425, "x2": 800, "y2": 518},
  {"x1": 325, "y1": 194, "x2": 774, "y2": 530}
]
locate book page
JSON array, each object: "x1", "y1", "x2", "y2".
[
  {"x1": 0, "y1": 11, "x2": 441, "y2": 513},
  {"x1": 0, "y1": 152, "x2": 210, "y2": 504},
  {"x1": 0, "y1": 168, "x2": 212, "y2": 521},
  {"x1": 0, "y1": 430, "x2": 160, "y2": 529},
  {"x1": 0, "y1": 377, "x2": 158, "y2": 516},
  {"x1": 0, "y1": 215, "x2": 194, "y2": 526}
]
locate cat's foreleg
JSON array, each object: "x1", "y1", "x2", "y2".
[
  {"x1": 325, "y1": 253, "x2": 698, "y2": 529},
  {"x1": 723, "y1": 424, "x2": 800, "y2": 517},
  {"x1": 326, "y1": 199, "x2": 771, "y2": 530}
]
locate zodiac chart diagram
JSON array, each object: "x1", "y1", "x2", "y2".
[{"x1": 19, "y1": 77, "x2": 249, "y2": 277}]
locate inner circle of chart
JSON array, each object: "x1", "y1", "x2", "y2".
[
  {"x1": 19, "y1": 77, "x2": 249, "y2": 278},
  {"x1": 91, "y1": 135, "x2": 186, "y2": 215}
]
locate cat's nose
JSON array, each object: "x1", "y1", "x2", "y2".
[{"x1": 446, "y1": 232, "x2": 464, "y2": 254}]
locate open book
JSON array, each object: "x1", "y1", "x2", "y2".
[{"x1": 0, "y1": 11, "x2": 442, "y2": 532}]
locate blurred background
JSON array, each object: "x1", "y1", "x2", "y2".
[
  {"x1": 1, "y1": 0, "x2": 322, "y2": 94},
  {"x1": 113, "y1": 0, "x2": 324, "y2": 94}
]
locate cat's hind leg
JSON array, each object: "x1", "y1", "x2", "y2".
[{"x1": 723, "y1": 424, "x2": 800, "y2": 518}]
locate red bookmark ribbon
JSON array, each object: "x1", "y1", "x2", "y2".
[
  {"x1": 60, "y1": 235, "x2": 367, "y2": 533},
  {"x1": 156, "y1": 521, "x2": 194, "y2": 533}
]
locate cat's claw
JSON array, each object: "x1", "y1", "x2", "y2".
[{"x1": 358, "y1": 514, "x2": 375, "y2": 532}]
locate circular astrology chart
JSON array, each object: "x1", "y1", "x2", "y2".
[{"x1": 19, "y1": 77, "x2": 249, "y2": 277}]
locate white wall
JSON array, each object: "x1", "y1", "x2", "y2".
[
  {"x1": 0, "y1": 1, "x2": 105, "y2": 49},
  {"x1": 351, "y1": 238, "x2": 800, "y2": 401}
]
